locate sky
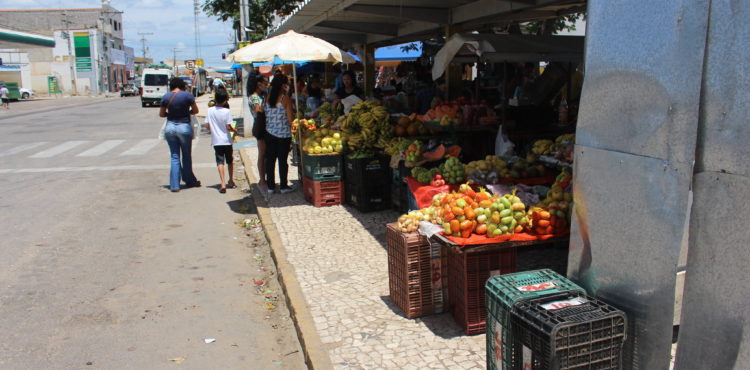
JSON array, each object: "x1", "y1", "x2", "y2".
[{"x1": 0, "y1": 0, "x2": 237, "y2": 68}]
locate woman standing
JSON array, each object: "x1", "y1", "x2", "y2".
[
  {"x1": 248, "y1": 73, "x2": 269, "y2": 191},
  {"x1": 160, "y1": 77, "x2": 201, "y2": 192},
  {"x1": 333, "y1": 70, "x2": 363, "y2": 112},
  {"x1": 264, "y1": 74, "x2": 295, "y2": 194}
]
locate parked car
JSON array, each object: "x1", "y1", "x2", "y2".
[
  {"x1": 19, "y1": 88, "x2": 33, "y2": 99},
  {"x1": 120, "y1": 84, "x2": 136, "y2": 97}
]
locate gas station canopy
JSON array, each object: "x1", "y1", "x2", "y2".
[{"x1": 0, "y1": 27, "x2": 55, "y2": 48}]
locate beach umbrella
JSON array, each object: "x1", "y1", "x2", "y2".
[{"x1": 228, "y1": 30, "x2": 356, "y2": 117}]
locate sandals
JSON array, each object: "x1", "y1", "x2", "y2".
[
  {"x1": 185, "y1": 180, "x2": 202, "y2": 189},
  {"x1": 226, "y1": 182, "x2": 237, "y2": 189},
  {"x1": 219, "y1": 187, "x2": 226, "y2": 194}
]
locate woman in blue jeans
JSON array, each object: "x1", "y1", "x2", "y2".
[{"x1": 160, "y1": 77, "x2": 201, "y2": 192}]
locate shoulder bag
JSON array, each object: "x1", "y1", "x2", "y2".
[
  {"x1": 251, "y1": 98, "x2": 267, "y2": 139},
  {"x1": 158, "y1": 91, "x2": 180, "y2": 140}
]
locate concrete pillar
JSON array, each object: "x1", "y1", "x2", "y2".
[
  {"x1": 444, "y1": 24, "x2": 462, "y2": 100},
  {"x1": 363, "y1": 44, "x2": 375, "y2": 98}
]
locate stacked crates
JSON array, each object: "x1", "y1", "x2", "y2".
[
  {"x1": 386, "y1": 223, "x2": 447, "y2": 318},
  {"x1": 391, "y1": 167, "x2": 409, "y2": 213},
  {"x1": 485, "y1": 269, "x2": 626, "y2": 369},
  {"x1": 344, "y1": 155, "x2": 391, "y2": 212},
  {"x1": 447, "y1": 247, "x2": 517, "y2": 335},
  {"x1": 301, "y1": 152, "x2": 343, "y2": 207}
]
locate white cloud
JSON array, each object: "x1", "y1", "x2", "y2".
[{"x1": 0, "y1": 0, "x2": 236, "y2": 68}]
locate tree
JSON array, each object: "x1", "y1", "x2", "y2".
[
  {"x1": 202, "y1": 0, "x2": 302, "y2": 43},
  {"x1": 522, "y1": 13, "x2": 584, "y2": 35}
]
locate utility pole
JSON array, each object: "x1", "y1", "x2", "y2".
[
  {"x1": 137, "y1": 32, "x2": 153, "y2": 62},
  {"x1": 62, "y1": 11, "x2": 78, "y2": 94},
  {"x1": 193, "y1": 0, "x2": 202, "y2": 60},
  {"x1": 171, "y1": 48, "x2": 182, "y2": 74},
  {"x1": 239, "y1": 0, "x2": 247, "y2": 42}
]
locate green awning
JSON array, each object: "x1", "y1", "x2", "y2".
[{"x1": 0, "y1": 28, "x2": 55, "y2": 48}]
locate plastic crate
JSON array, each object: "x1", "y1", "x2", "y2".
[
  {"x1": 301, "y1": 152, "x2": 342, "y2": 181},
  {"x1": 302, "y1": 177, "x2": 343, "y2": 207},
  {"x1": 447, "y1": 247, "x2": 517, "y2": 335},
  {"x1": 344, "y1": 154, "x2": 390, "y2": 185},
  {"x1": 345, "y1": 180, "x2": 391, "y2": 213},
  {"x1": 386, "y1": 223, "x2": 447, "y2": 318},
  {"x1": 391, "y1": 180, "x2": 409, "y2": 213},
  {"x1": 485, "y1": 269, "x2": 586, "y2": 322},
  {"x1": 511, "y1": 291, "x2": 627, "y2": 369},
  {"x1": 487, "y1": 311, "x2": 521, "y2": 370}
]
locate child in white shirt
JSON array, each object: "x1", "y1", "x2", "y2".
[{"x1": 204, "y1": 90, "x2": 238, "y2": 193}]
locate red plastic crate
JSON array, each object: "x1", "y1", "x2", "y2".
[
  {"x1": 302, "y1": 177, "x2": 343, "y2": 207},
  {"x1": 448, "y1": 247, "x2": 517, "y2": 335},
  {"x1": 386, "y1": 223, "x2": 447, "y2": 318}
]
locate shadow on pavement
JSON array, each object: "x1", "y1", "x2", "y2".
[{"x1": 378, "y1": 295, "x2": 467, "y2": 339}]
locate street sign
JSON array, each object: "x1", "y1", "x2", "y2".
[
  {"x1": 195, "y1": 59, "x2": 204, "y2": 67},
  {"x1": 185, "y1": 60, "x2": 195, "y2": 69}
]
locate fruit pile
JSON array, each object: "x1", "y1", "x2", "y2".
[
  {"x1": 301, "y1": 127, "x2": 344, "y2": 155},
  {"x1": 394, "y1": 114, "x2": 428, "y2": 137},
  {"x1": 292, "y1": 118, "x2": 317, "y2": 136},
  {"x1": 340, "y1": 101, "x2": 392, "y2": 151},
  {"x1": 411, "y1": 166, "x2": 439, "y2": 184},
  {"x1": 532, "y1": 134, "x2": 575, "y2": 162},
  {"x1": 466, "y1": 155, "x2": 507, "y2": 185},
  {"x1": 396, "y1": 184, "x2": 529, "y2": 239},
  {"x1": 404, "y1": 140, "x2": 423, "y2": 162},
  {"x1": 317, "y1": 102, "x2": 334, "y2": 125},
  {"x1": 531, "y1": 139, "x2": 555, "y2": 155},
  {"x1": 384, "y1": 138, "x2": 412, "y2": 156},
  {"x1": 526, "y1": 169, "x2": 573, "y2": 235},
  {"x1": 439, "y1": 157, "x2": 466, "y2": 184}
]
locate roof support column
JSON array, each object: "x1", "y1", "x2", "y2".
[
  {"x1": 363, "y1": 43, "x2": 375, "y2": 98},
  {"x1": 444, "y1": 24, "x2": 462, "y2": 100}
]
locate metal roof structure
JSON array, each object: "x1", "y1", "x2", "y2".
[
  {"x1": 268, "y1": 0, "x2": 586, "y2": 48},
  {"x1": 0, "y1": 27, "x2": 55, "y2": 48}
]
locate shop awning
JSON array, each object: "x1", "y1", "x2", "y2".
[
  {"x1": 0, "y1": 65, "x2": 21, "y2": 71},
  {"x1": 376, "y1": 42, "x2": 421, "y2": 61},
  {"x1": 0, "y1": 27, "x2": 54, "y2": 48},
  {"x1": 432, "y1": 34, "x2": 585, "y2": 80}
]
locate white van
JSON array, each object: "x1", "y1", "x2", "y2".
[{"x1": 141, "y1": 68, "x2": 173, "y2": 107}]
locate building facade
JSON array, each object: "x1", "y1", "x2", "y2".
[{"x1": 0, "y1": 0, "x2": 133, "y2": 95}]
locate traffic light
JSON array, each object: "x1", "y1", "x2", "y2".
[{"x1": 221, "y1": 53, "x2": 226, "y2": 59}]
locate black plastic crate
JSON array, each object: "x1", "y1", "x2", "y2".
[
  {"x1": 511, "y1": 291, "x2": 627, "y2": 369},
  {"x1": 345, "y1": 154, "x2": 390, "y2": 185},
  {"x1": 391, "y1": 180, "x2": 409, "y2": 213},
  {"x1": 345, "y1": 180, "x2": 391, "y2": 212}
]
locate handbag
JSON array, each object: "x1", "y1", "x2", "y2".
[
  {"x1": 158, "y1": 91, "x2": 180, "y2": 140},
  {"x1": 252, "y1": 110, "x2": 267, "y2": 139},
  {"x1": 190, "y1": 114, "x2": 200, "y2": 139}
]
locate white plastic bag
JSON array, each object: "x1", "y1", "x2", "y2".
[
  {"x1": 158, "y1": 120, "x2": 167, "y2": 140},
  {"x1": 495, "y1": 128, "x2": 514, "y2": 156}
]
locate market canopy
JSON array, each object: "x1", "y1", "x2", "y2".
[
  {"x1": 0, "y1": 27, "x2": 54, "y2": 48},
  {"x1": 267, "y1": 0, "x2": 586, "y2": 49},
  {"x1": 432, "y1": 34, "x2": 585, "y2": 80}
]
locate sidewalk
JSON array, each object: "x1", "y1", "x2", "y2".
[{"x1": 238, "y1": 143, "x2": 487, "y2": 370}]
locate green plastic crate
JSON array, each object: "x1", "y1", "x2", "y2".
[
  {"x1": 485, "y1": 269, "x2": 585, "y2": 327},
  {"x1": 485, "y1": 269, "x2": 585, "y2": 369},
  {"x1": 302, "y1": 152, "x2": 342, "y2": 181}
]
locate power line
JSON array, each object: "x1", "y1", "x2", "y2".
[{"x1": 137, "y1": 32, "x2": 154, "y2": 61}]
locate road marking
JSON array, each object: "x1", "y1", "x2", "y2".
[
  {"x1": 120, "y1": 138, "x2": 160, "y2": 156},
  {"x1": 29, "y1": 141, "x2": 88, "y2": 158},
  {"x1": 0, "y1": 163, "x2": 216, "y2": 174},
  {"x1": 0, "y1": 142, "x2": 48, "y2": 157},
  {"x1": 76, "y1": 140, "x2": 125, "y2": 157}
]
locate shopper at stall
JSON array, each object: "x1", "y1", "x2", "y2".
[
  {"x1": 415, "y1": 77, "x2": 445, "y2": 114},
  {"x1": 305, "y1": 74, "x2": 323, "y2": 113},
  {"x1": 204, "y1": 89, "x2": 238, "y2": 194},
  {"x1": 160, "y1": 77, "x2": 201, "y2": 192},
  {"x1": 333, "y1": 70, "x2": 363, "y2": 112},
  {"x1": 247, "y1": 73, "x2": 269, "y2": 192},
  {"x1": 264, "y1": 74, "x2": 295, "y2": 194}
]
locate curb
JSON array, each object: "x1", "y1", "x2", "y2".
[{"x1": 239, "y1": 146, "x2": 331, "y2": 370}]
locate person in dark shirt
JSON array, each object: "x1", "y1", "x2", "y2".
[
  {"x1": 333, "y1": 70, "x2": 363, "y2": 112},
  {"x1": 415, "y1": 77, "x2": 446, "y2": 114},
  {"x1": 160, "y1": 77, "x2": 201, "y2": 192}
]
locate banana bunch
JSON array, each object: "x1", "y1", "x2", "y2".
[
  {"x1": 532, "y1": 139, "x2": 554, "y2": 155},
  {"x1": 466, "y1": 155, "x2": 508, "y2": 174},
  {"x1": 553, "y1": 134, "x2": 575, "y2": 151},
  {"x1": 340, "y1": 101, "x2": 392, "y2": 151}
]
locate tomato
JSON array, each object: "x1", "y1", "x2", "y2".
[
  {"x1": 444, "y1": 212, "x2": 455, "y2": 222},
  {"x1": 464, "y1": 207, "x2": 476, "y2": 220},
  {"x1": 476, "y1": 191, "x2": 491, "y2": 202},
  {"x1": 452, "y1": 206, "x2": 464, "y2": 216},
  {"x1": 537, "y1": 219, "x2": 551, "y2": 228},
  {"x1": 450, "y1": 220, "x2": 460, "y2": 234},
  {"x1": 460, "y1": 220, "x2": 473, "y2": 231},
  {"x1": 479, "y1": 199, "x2": 493, "y2": 208},
  {"x1": 461, "y1": 228, "x2": 472, "y2": 238},
  {"x1": 456, "y1": 198, "x2": 467, "y2": 208},
  {"x1": 475, "y1": 224, "x2": 487, "y2": 235}
]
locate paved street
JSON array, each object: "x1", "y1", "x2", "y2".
[{"x1": 0, "y1": 97, "x2": 305, "y2": 369}]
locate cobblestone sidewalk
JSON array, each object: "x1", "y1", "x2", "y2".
[{"x1": 240, "y1": 143, "x2": 487, "y2": 369}]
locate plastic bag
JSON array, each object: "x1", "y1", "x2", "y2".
[
  {"x1": 495, "y1": 129, "x2": 514, "y2": 156},
  {"x1": 158, "y1": 120, "x2": 167, "y2": 140}
]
